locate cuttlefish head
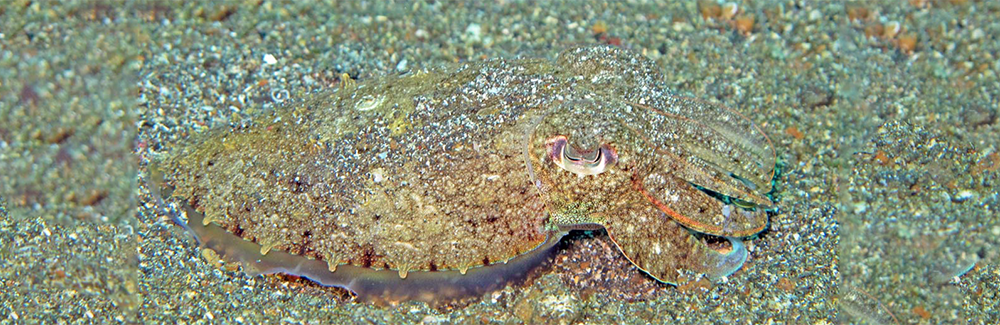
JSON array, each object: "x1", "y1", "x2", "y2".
[
  {"x1": 523, "y1": 97, "x2": 774, "y2": 284},
  {"x1": 523, "y1": 99, "x2": 632, "y2": 225}
]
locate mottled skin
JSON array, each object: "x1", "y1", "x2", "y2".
[{"x1": 163, "y1": 46, "x2": 775, "y2": 285}]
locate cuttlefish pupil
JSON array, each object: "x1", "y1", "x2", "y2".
[{"x1": 545, "y1": 135, "x2": 617, "y2": 176}]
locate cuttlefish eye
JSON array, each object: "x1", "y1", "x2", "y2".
[{"x1": 545, "y1": 135, "x2": 617, "y2": 177}]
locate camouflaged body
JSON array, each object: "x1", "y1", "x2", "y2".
[{"x1": 162, "y1": 46, "x2": 775, "y2": 283}]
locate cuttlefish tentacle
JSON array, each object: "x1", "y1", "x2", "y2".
[{"x1": 599, "y1": 192, "x2": 749, "y2": 284}]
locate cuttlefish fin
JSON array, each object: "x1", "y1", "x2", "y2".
[{"x1": 601, "y1": 203, "x2": 748, "y2": 285}]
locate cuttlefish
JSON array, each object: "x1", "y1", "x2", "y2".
[{"x1": 152, "y1": 45, "x2": 776, "y2": 306}]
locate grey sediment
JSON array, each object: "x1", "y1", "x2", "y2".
[{"x1": 1, "y1": 0, "x2": 997, "y2": 324}]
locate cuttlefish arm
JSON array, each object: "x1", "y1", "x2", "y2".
[{"x1": 596, "y1": 191, "x2": 748, "y2": 285}]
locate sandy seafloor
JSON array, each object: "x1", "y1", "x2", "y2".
[{"x1": 1, "y1": 0, "x2": 999, "y2": 324}]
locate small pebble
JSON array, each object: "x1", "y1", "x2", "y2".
[
  {"x1": 464, "y1": 23, "x2": 482, "y2": 43},
  {"x1": 953, "y1": 190, "x2": 976, "y2": 202},
  {"x1": 971, "y1": 28, "x2": 985, "y2": 40},
  {"x1": 808, "y1": 10, "x2": 822, "y2": 21},
  {"x1": 263, "y1": 53, "x2": 277, "y2": 65}
]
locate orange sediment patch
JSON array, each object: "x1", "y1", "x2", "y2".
[
  {"x1": 676, "y1": 276, "x2": 713, "y2": 293},
  {"x1": 974, "y1": 152, "x2": 1000, "y2": 174},
  {"x1": 591, "y1": 21, "x2": 607, "y2": 34},
  {"x1": 784, "y1": 126, "x2": 805, "y2": 140},
  {"x1": 896, "y1": 33, "x2": 918, "y2": 53},
  {"x1": 776, "y1": 277, "x2": 795, "y2": 292},
  {"x1": 873, "y1": 150, "x2": 891, "y2": 165},
  {"x1": 733, "y1": 15, "x2": 755, "y2": 35},
  {"x1": 846, "y1": 5, "x2": 870, "y2": 22},
  {"x1": 912, "y1": 305, "x2": 931, "y2": 320},
  {"x1": 698, "y1": 0, "x2": 722, "y2": 20}
]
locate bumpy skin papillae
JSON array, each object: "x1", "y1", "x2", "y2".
[
  {"x1": 165, "y1": 59, "x2": 563, "y2": 277},
  {"x1": 161, "y1": 45, "x2": 775, "y2": 297}
]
